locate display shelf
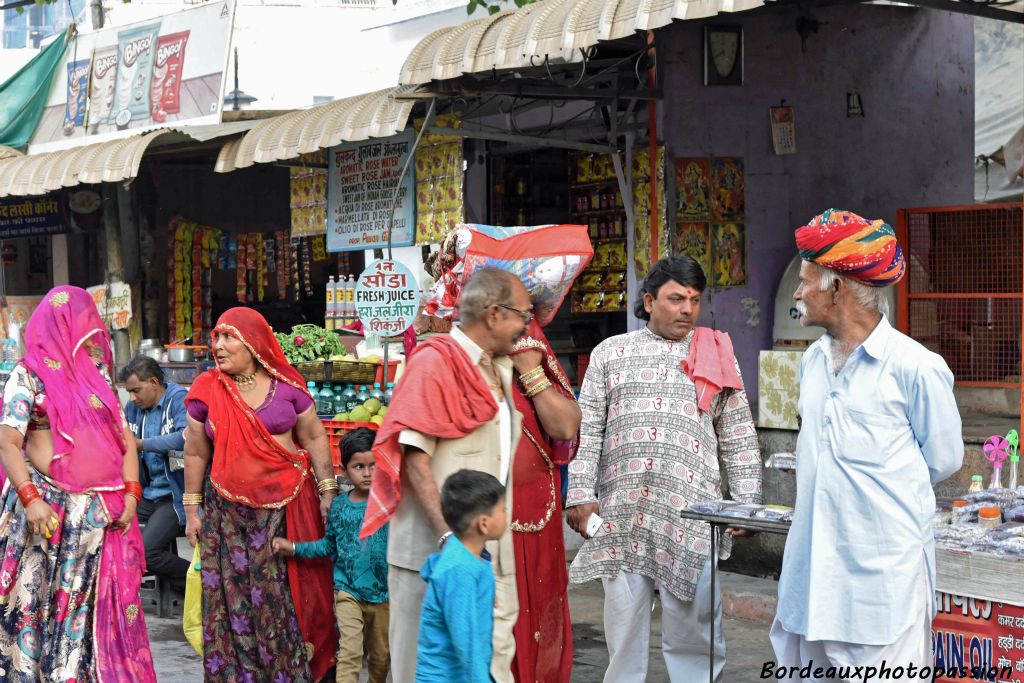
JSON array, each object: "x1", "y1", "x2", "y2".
[{"x1": 569, "y1": 180, "x2": 623, "y2": 190}]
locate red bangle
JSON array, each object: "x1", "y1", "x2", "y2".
[
  {"x1": 16, "y1": 481, "x2": 41, "y2": 508},
  {"x1": 124, "y1": 481, "x2": 143, "y2": 502}
]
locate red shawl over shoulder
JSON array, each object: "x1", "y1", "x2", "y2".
[
  {"x1": 186, "y1": 307, "x2": 335, "y2": 680},
  {"x1": 360, "y1": 334, "x2": 496, "y2": 539}
]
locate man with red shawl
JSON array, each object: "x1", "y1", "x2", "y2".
[{"x1": 360, "y1": 267, "x2": 581, "y2": 683}]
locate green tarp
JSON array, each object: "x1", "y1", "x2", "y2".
[{"x1": 0, "y1": 27, "x2": 71, "y2": 150}]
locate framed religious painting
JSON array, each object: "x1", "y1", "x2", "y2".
[
  {"x1": 673, "y1": 221, "x2": 711, "y2": 276},
  {"x1": 674, "y1": 158, "x2": 711, "y2": 221},
  {"x1": 710, "y1": 157, "x2": 745, "y2": 222},
  {"x1": 711, "y1": 221, "x2": 747, "y2": 288}
]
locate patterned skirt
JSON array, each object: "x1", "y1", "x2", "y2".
[
  {"x1": 0, "y1": 470, "x2": 107, "y2": 682},
  {"x1": 200, "y1": 484, "x2": 314, "y2": 683}
]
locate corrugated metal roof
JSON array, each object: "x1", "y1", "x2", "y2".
[
  {"x1": 399, "y1": 0, "x2": 767, "y2": 85},
  {"x1": 214, "y1": 87, "x2": 418, "y2": 173}
]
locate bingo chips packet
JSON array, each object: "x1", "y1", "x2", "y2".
[{"x1": 109, "y1": 23, "x2": 161, "y2": 128}]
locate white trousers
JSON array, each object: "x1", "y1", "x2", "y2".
[
  {"x1": 602, "y1": 560, "x2": 725, "y2": 683},
  {"x1": 769, "y1": 564, "x2": 931, "y2": 682}
]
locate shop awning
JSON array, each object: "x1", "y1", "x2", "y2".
[
  {"x1": 0, "y1": 122, "x2": 261, "y2": 199},
  {"x1": 0, "y1": 129, "x2": 172, "y2": 199},
  {"x1": 214, "y1": 86, "x2": 417, "y2": 173},
  {"x1": 399, "y1": 0, "x2": 767, "y2": 85}
]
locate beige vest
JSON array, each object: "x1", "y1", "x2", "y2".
[{"x1": 388, "y1": 333, "x2": 522, "y2": 576}]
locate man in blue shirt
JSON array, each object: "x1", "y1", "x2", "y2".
[
  {"x1": 770, "y1": 210, "x2": 964, "y2": 680},
  {"x1": 120, "y1": 355, "x2": 190, "y2": 593}
]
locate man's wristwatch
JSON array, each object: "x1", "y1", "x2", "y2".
[{"x1": 438, "y1": 531, "x2": 453, "y2": 549}]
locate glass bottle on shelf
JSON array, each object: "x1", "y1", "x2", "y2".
[{"x1": 516, "y1": 178, "x2": 527, "y2": 196}]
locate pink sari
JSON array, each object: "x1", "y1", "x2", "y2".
[{"x1": 13, "y1": 286, "x2": 155, "y2": 682}]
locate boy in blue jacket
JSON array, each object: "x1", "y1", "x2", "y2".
[
  {"x1": 120, "y1": 355, "x2": 190, "y2": 592},
  {"x1": 416, "y1": 470, "x2": 507, "y2": 683}
]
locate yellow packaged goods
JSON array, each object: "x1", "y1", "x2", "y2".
[
  {"x1": 606, "y1": 241, "x2": 626, "y2": 267},
  {"x1": 581, "y1": 292, "x2": 602, "y2": 312},
  {"x1": 602, "y1": 270, "x2": 626, "y2": 289},
  {"x1": 632, "y1": 148, "x2": 649, "y2": 179},
  {"x1": 576, "y1": 155, "x2": 593, "y2": 183}
]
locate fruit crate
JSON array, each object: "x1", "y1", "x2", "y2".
[
  {"x1": 321, "y1": 419, "x2": 378, "y2": 473},
  {"x1": 294, "y1": 362, "x2": 329, "y2": 382},
  {"x1": 330, "y1": 360, "x2": 378, "y2": 384}
]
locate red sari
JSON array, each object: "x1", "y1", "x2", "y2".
[
  {"x1": 509, "y1": 324, "x2": 577, "y2": 683},
  {"x1": 186, "y1": 307, "x2": 336, "y2": 682}
]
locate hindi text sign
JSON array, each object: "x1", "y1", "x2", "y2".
[
  {"x1": 0, "y1": 196, "x2": 66, "y2": 239},
  {"x1": 327, "y1": 129, "x2": 416, "y2": 252},
  {"x1": 87, "y1": 282, "x2": 133, "y2": 330},
  {"x1": 354, "y1": 260, "x2": 417, "y2": 336}
]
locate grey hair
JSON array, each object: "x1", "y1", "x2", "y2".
[
  {"x1": 815, "y1": 264, "x2": 889, "y2": 318},
  {"x1": 458, "y1": 267, "x2": 518, "y2": 324}
]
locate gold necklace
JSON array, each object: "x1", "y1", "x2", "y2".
[{"x1": 232, "y1": 371, "x2": 258, "y2": 391}]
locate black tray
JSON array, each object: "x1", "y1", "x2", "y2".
[{"x1": 679, "y1": 510, "x2": 793, "y2": 536}]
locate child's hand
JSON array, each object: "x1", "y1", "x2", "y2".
[{"x1": 271, "y1": 537, "x2": 295, "y2": 557}]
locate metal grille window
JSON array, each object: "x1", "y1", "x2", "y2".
[{"x1": 896, "y1": 203, "x2": 1024, "y2": 388}]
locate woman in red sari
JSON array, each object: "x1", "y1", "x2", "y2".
[
  {"x1": 508, "y1": 321, "x2": 580, "y2": 683},
  {"x1": 183, "y1": 308, "x2": 337, "y2": 682}
]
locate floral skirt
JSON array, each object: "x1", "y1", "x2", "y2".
[
  {"x1": 0, "y1": 470, "x2": 106, "y2": 682},
  {"x1": 200, "y1": 485, "x2": 313, "y2": 683}
]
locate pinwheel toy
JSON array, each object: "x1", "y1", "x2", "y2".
[
  {"x1": 1007, "y1": 429, "x2": 1020, "y2": 490},
  {"x1": 984, "y1": 434, "x2": 1009, "y2": 489}
]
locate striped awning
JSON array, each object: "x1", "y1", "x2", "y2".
[
  {"x1": 215, "y1": 86, "x2": 417, "y2": 173},
  {"x1": 0, "y1": 129, "x2": 173, "y2": 199},
  {"x1": 0, "y1": 122, "x2": 262, "y2": 199},
  {"x1": 399, "y1": 0, "x2": 767, "y2": 85}
]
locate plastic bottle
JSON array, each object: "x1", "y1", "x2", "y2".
[
  {"x1": 316, "y1": 384, "x2": 336, "y2": 416},
  {"x1": 344, "y1": 276, "x2": 357, "y2": 325},
  {"x1": 325, "y1": 276, "x2": 336, "y2": 330},
  {"x1": 355, "y1": 385, "x2": 370, "y2": 404},
  {"x1": 968, "y1": 475, "x2": 985, "y2": 493},
  {"x1": 341, "y1": 385, "x2": 358, "y2": 412},
  {"x1": 383, "y1": 382, "x2": 394, "y2": 405},
  {"x1": 370, "y1": 382, "x2": 385, "y2": 403}
]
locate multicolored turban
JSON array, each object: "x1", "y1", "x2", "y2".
[{"x1": 794, "y1": 208, "x2": 905, "y2": 287}]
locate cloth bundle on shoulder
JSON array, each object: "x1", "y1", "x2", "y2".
[{"x1": 424, "y1": 224, "x2": 593, "y2": 326}]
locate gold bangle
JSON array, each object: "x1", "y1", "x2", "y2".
[
  {"x1": 317, "y1": 478, "x2": 340, "y2": 495},
  {"x1": 519, "y1": 367, "x2": 544, "y2": 385},
  {"x1": 525, "y1": 379, "x2": 552, "y2": 398},
  {"x1": 181, "y1": 493, "x2": 204, "y2": 506}
]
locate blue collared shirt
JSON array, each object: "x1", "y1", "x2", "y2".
[
  {"x1": 125, "y1": 382, "x2": 188, "y2": 519},
  {"x1": 776, "y1": 316, "x2": 963, "y2": 645}
]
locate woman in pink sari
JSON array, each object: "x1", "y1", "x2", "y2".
[{"x1": 0, "y1": 286, "x2": 155, "y2": 682}]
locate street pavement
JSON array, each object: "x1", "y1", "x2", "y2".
[{"x1": 144, "y1": 571, "x2": 779, "y2": 682}]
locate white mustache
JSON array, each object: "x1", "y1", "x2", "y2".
[{"x1": 795, "y1": 301, "x2": 808, "y2": 317}]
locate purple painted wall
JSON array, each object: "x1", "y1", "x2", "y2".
[{"x1": 657, "y1": 4, "x2": 975, "y2": 401}]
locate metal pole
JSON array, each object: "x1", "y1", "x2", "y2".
[
  {"x1": 90, "y1": 0, "x2": 102, "y2": 28},
  {"x1": 708, "y1": 525, "x2": 717, "y2": 683}
]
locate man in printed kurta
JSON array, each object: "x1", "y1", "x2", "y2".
[
  {"x1": 566, "y1": 256, "x2": 762, "y2": 683},
  {"x1": 770, "y1": 210, "x2": 963, "y2": 681}
]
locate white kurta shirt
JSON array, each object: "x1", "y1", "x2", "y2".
[{"x1": 776, "y1": 317, "x2": 964, "y2": 645}]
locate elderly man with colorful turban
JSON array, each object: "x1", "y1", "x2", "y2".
[{"x1": 768, "y1": 209, "x2": 963, "y2": 681}]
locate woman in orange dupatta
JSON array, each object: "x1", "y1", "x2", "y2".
[
  {"x1": 183, "y1": 308, "x2": 337, "y2": 682},
  {"x1": 508, "y1": 321, "x2": 580, "y2": 683}
]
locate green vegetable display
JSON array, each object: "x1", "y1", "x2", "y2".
[{"x1": 276, "y1": 324, "x2": 345, "y2": 365}]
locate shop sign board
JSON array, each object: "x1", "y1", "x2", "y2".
[
  {"x1": 86, "y1": 282, "x2": 132, "y2": 330},
  {"x1": 0, "y1": 195, "x2": 66, "y2": 239},
  {"x1": 932, "y1": 591, "x2": 1023, "y2": 681},
  {"x1": 28, "y1": 0, "x2": 235, "y2": 154},
  {"x1": 327, "y1": 129, "x2": 416, "y2": 252},
  {"x1": 354, "y1": 259, "x2": 417, "y2": 336}
]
